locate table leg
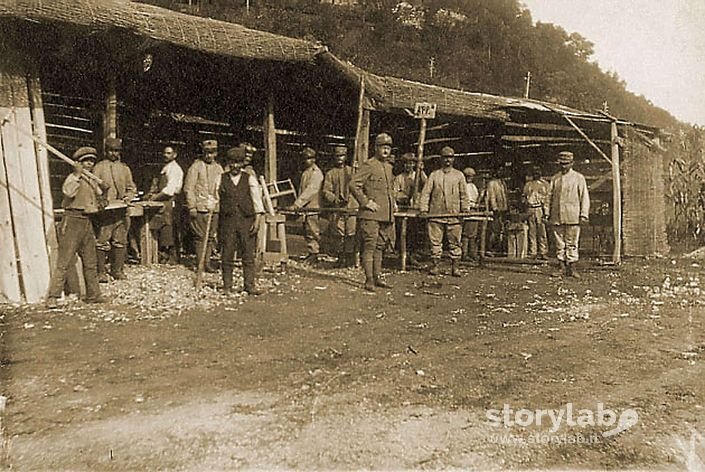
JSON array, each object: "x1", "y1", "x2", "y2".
[
  {"x1": 400, "y1": 216, "x2": 408, "y2": 271},
  {"x1": 479, "y1": 217, "x2": 488, "y2": 268}
]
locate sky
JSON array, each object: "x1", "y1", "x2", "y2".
[{"x1": 521, "y1": 0, "x2": 705, "y2": 125}]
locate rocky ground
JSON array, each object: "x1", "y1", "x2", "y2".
[{"x1": 1, "y1": 251, "x2": 705, "y2": 470}]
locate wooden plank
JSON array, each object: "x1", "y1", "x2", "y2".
[
  {"x1": 29, "y1": 75, "x2": 59, "y2": 275},
  {"x1": 264, "y1": 95, "x2": 277, "y2": 185},
  {"x1": 611, "y1": 122, "x2": 622, "y2": 264},
  {"x1": 0, "y1": 102, "x2": 21, "y2": 301},
  {"x1": 411, "y1": 117, "x2": 427, "y2": 204},
  {"x1": 103, "y1": 75, "x2": 117, "y2": 152},
  {"x1": 5, "y1": 66, "x2": 51, "y2": 302}
]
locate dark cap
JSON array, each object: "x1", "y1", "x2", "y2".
[
  {"x1": 201, "y1": 139, "x2": 218, "y2": 151},
  {"x1": 105, "y1": 137, "x2": 122, "y2": 150},
  {"x1": 440, "y1": 146, "x2": 455, "y2": 157},
  {"x1": 401, "y1": 152, "x2": 416, "y2": 162},
  {"x1": 302, "y1": 147, "x2": 317, "y2": 159},
  {"x1": 226, "y1": 147, "x2": 246, "y2": 162},
  {"x1": 73, "y1": 146, "x2": 98, "y2": 162}
]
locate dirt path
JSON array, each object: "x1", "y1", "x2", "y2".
[{"x1": 2, "y1": 258, "x2": 705, "y2": 469}]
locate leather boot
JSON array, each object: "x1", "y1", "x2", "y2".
[
  {"x1": 451, "y1": 259, "x2": 461, "y2": 277},
  {"x1": 373, "y1": 249, "x2": 391, "y2": 288},
  {"x1": 429, "y1": 258, "x2": 440, "y2": 275},
  {"x1": 567, "y1": 262, "x2": 580, "y2": 279},
  {"x1": 363, "y1": 253, "x2": 375, "y2": 292},
  {"x1": 553, "y1": 260, "x2": 567, "y2": 277},
  {"x1": 468, "y1": 238, "x2": 479, "y2": 261},
  {"x1": 222, "y1": 263, "x2": 234, "y2": 293},
  {"x1": 461, "y1": 238, "x2": 469, "y2": 261},
  {"x1": 112, "y1": 247, "x2": 127, "y2": 280},
  {"x1": 96, "y1": 249, "x2": 110, "y2": 283},
  {"x1": 243, "y1": 262, "x2": 262, "y2": 295},
  {"x1": 167, "y1": 246, "x2": 179, "y2": 265}
]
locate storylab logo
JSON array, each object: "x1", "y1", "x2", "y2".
[{"x1": 486, "y1": 403, "x2": 639, "y2": 438}]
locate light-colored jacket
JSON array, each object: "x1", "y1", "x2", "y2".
[
  {"x1": 418, "y1": 167, "x2": 469, "y2": 223},
  {"x1": 548, "y1": 169, "x2": 590, "y2": 225},
  {"x1": 294, "y1": 164, "x2": 323, "y2": 209},
  {"x1": 184, "y1": 159, "x2": 224, "y2": 213},
  {"x1": 93, "y1": 159, "x2": 137, "y2": 204},
  {"x1": 523, "y1": 178, "x2": 549, "y2": 214}
]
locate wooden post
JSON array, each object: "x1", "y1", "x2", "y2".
[
  {"x1": 353, "y1": 78, "x2": 369, "y2": 166},
  {"x1": 411, "y1": 117, "x2": 427, "y2": 205},
  {"x1": 28, "y1": 74, "x2": 59, "y2": 274},
  {"x1": 400, "y1": 216, "x2": 408, "y2": 271},
  {"x1": 611, "y1": 121, "x2": 622, "y2": 264},
  {"x1": 264, "y1": 95, "x2": 277, "y2": 185},
  {"x1": 103, "y1": 74, "x2": 117, "y2": 151}
]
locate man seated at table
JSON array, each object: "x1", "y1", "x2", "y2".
[{"x1": 418, "y1": 146, "x2": 469, "y2": 277}]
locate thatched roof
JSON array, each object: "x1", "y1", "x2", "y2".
[{"x1": 0, "y1": 0, "x2": 325, "y2": 63}]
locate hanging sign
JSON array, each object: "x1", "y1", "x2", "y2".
[{"x1": 413, "y1": 102, "x2": 437, "y2": 119}]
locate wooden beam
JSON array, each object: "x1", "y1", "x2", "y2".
[
  {"x1": 264, "y1": 95, "x2": 277, "y2": 184},
  {"x1": 502, "y1": 135, "x2": 611, "y2": 144},
  {"x1": 0, "y1": 106, "x2": 21, "y2": 302},
  {"x1": 353, "y1": 77, "x2": 368, "y2": 168},
  {"x1": 611, "y1": 121, "x2": 622, "y2": 264},
  {"x1": 411, "y1": 117, "x2": 427, "y2": 204},
  {"x1": 103, "y1": 74, "x2": 117, "y2": 152},
  {"x1": 560, "y1": 114, "x2": 612, "y2": 164},
  {"x1": 28, "y1": 74, "x2": 59, "y2": 276}
]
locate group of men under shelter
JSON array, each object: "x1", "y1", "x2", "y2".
[{"x1": 46, "y1": 130, "x2": 590, "y2": 306}]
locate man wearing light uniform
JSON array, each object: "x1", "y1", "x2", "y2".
[
  {"x1": 322, "y1": 144, "x2": 358, "y2": 267},
  {"x1": 289, "y1": 147, "x2": 324, "y2": 263},
  {"x1": 461, "y1": 166, "x2": 480, "y2": 261}
]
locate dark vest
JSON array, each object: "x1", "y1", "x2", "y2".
[{"x1": 220, "y1": 172, "x2": 255, "y2": 217}]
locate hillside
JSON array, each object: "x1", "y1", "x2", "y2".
[{"x1": 141, "y1": 0, "x2": 680, "y2": 130}]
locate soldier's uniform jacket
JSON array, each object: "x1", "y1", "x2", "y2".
[
  {"x1": 523, "y1": 179, "x2": 549, "y2": 215},
  {"x1": 548, "y1": 169, "x2": 590, "y2": 225},
  {"x1": 418, "y1": 167, "x2": 470, "y2": 223},
  {"x1": 294, "y1": 164, "x2": 323, "y2": 209},
  {"x1": 322, "y1": 165, "x2": 358, "y2": 208},
  {"x1": 184, "y1": 159, "x2": 224, "y2": 213},
  {"x1": 93, "y1": 160, "x2": 137, "y2": 204},
  {"x1": 350, "y1": 158, "x2": 395, "y2": 222}
]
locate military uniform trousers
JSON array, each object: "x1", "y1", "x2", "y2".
[
  {"x1": 190, "y1": 211, "x2": 219, "y2": 263},
  {"x1": 48, "y1": 212, "x2": 101, "y2": 300},
  {"x1": 553, "y1": 224, "x2": 581, "y2": 263},
  {"x1": 428, "y1": 220, "x2": 462, "y2": 260},
  {"x1": 304, "y1": 214, "x2": 321, "y2": 255},
  {"x1": 95, "y1": 210, "x2": 129, "y2": 251},
  {"x1": 527, "y1": 206, "x2": 547, "y2": 257}
]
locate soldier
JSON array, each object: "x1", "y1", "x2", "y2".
[
  {"x1": 547, "y1": 151, "x2": 590, "y2": 278},
  {"x1": 147, "y1": 145, "x2": 184, "y2": 264},
  {"x1": 93, "y1": 137, "x2": 137, "y2": 282},
  {"x1": 350, "y1": 133, "x2": 396, "y2": 292},
  {"x1": 183, "y1": 139, "x2": 224, "y2": 272},
  {"x1": 484, "y1": 169, "x2": 508, "y2": 257},
  {"x1": 322, "y1": 144, "x2": 358, "y2": 267},
  {"x1": 288, "y1": 147, "x2": 324, "y2": 263},
  {"x1": 461, "y1": 167, "x2": 481, "y2": 261},
  {"x1": 522, "y1": 167, "x2": 549, "y2": 259},
  {"x1": 219, "y1": 147, "x2": 265, "y2": 295},
  {"x1": 418, "y1": 146, "x2": 469, "y2": 276},
  {"x1": 46, "y1": 147, "x2": 108, "y2": 308},
  {"x1": 239, "y1": 142, "x2": 257, "y2": 176},
  {"x1": 393, "y1": 152, "x2": 427, "y2": 207}
]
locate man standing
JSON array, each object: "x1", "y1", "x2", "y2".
[
  {"x1": 418, "y1": 146, "x2": 469, "y2": 277},
  {"x1": 219, "y1": 147, "x2": 265, "y2": 295},
  {"x1": 523, "y1": 167, "x2": 549, "y2": 260},
  {"x1": 46, "y1": 147, "x2": 108, "y2": 308},
  {"x1": 547, "y1": 151, "x2": 590, "y2": 278},
  {"x1": 322, "y1": 144, "x2": 357, "y2": 267},
  {"x1": 147, "y1": 145, "x2": 184, "y2": 264},
  {"x1": 461, "y1": 167, "x2": 480, "y2": 261},
  {"x1": 93, "y1": 137, "x2": 137, "y2": 282},
  {"x1": 484, "y1": 170, "x2": 508, "y2": 257},
  {"x1": 350, "y1": 133, "x2": 396, "y2": 292},
  {"x1": 184, "y1": 139, "x2": 223, "y2": 272},
  {"x1": 288, "y1": 147, "x2": 323, "y2": 263},
  {"x1": 393, "y1": 152, "x2": 427, "y2": 207}
]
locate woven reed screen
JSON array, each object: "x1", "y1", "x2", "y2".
[{"x1": 621, "y1": 127, "x2": 670, "y2": 256}]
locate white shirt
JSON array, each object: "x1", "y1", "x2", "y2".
[
  {"x1": 466, "y1": 182, "x2": 479, "y2": 208},
  {"x1": 161, "y1": 160, "x2": 184, "y2": 197},
  {"x1": 229, "y1": 172, "x2": 266, "y2": 214}
]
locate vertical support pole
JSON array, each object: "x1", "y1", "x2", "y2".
[
  {"x1": 411, "y1": 117, "x2": 427, "y2": 205},
  {"x1": 264, "y1": 95, "x2": 277, "y2": 185},
  {"x1": 400, "y1": 216, "x2": 408, "y2": 271},
  {"x1": 611, "y1": 121, "x2": 622, "y2": 264},
  {"x1": 353, "y1": 78, "x2": 368, "y2": 167},
  {"x1": 103, "y1": 74, "x2": 117, "y2": 152}
]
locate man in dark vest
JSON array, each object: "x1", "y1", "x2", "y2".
[{"x1": 219, "y1": 147, "x2": 265, "y2": 295}]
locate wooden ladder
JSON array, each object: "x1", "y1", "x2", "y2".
[{"x1": 256, "y1": 176, "x2": 291, "y2": 271}]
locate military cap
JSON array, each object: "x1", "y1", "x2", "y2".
[
  {"x1": 401, "y1": 152, "x2": 416, "y2": 162},
  {"x1": 226, "y1": 147, "x2": 246, "y2": 162},
  {"x1": 557, "y1": 151, "x2": 574, "y2": 164},
  {"x1": 440, "y1": 146, "x2": 455, "y2": 157},
  {"x1": 239, "y1": 142, "x2": 256, "y2": 154},
  {"x1": 201, "y1": 139, "x2": 218, "y2": 150},
  {"x1": 301, "y1": 147, "x2": 317, "y2": 159},
  {"x1": 375, "y1": 133, "x2": 393, "y2": 146},
  {"x1": 73, "y1": 146, "x2": 98, "y2": 162},
  {"x1": 463, "y1": 167, "x2": 476, "y2": 177},
  {"x1": 105, "y1": 137, "x2": 122, "y2": 150},
  {"x1": 333, "y1": 144, "x2": 348, "y2": 157}
]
